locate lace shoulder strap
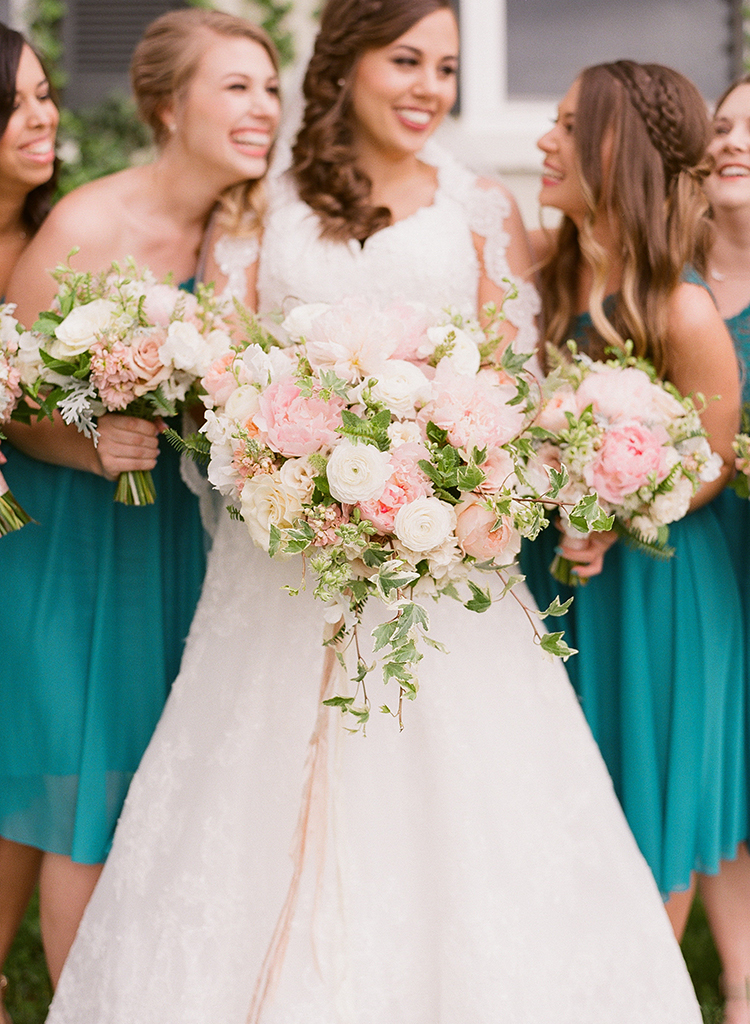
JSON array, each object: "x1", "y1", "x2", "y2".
[{"x1": 212, "y1": 234, "x2": 260, "y2": 304}]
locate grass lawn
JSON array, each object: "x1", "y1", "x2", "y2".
[{"x1": 2, "y1": 889, "x2": 727, "y2": 1024}]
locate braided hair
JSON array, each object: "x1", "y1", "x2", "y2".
[
  {"x1": 540, "y1": 61, "x2": 710, "y2": 375},
  {"x1": 291, "y1": 0, "x2": 455, "y2": 243}
]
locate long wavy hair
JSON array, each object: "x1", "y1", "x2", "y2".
[
  {"x1": 540, "y1": 61, "x2": 711, "y2": 375},
  {"x1": 0, "y1": 22, "x2": 59, "y2": 234},
  {"x1": 130, "y1": 9, "x2": 279, "y2": 236},
  {"x1": 292, "y1": 0, "x2": 456, "y2": 243}
]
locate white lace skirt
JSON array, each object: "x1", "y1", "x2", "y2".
[{"x1": 48, "y1": 514, "x2": 701, "y2": 1024}]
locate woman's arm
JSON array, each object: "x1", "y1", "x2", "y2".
[{"x1": 665, "y1": 281, "x2": 741, "y2": 507}]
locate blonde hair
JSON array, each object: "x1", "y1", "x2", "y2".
[
  {"x1": 540, "y1": 61, "x2": 710, "y2": 375},
  {"x1": 130, "y1": 9, "x2": 279, "y2": 235}
]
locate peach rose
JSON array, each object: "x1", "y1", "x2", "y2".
[
  {"x1": 130, "y1": 331, "x2": 171, "y2": 397},
  {"x1": 455, "y1": 495, "x2": 521, "y2": 562}
]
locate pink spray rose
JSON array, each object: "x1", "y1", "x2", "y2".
[
  {"x1": 252, "y1": 379, "x2": 345, "y2": 457},
  {"x1": 584, "y1": 422, "x2": 669, "y2": 504},
  {"x1": 455, "y1": 495, "x2": 521, "y2": 561}
]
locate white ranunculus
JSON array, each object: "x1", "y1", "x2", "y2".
[
  {"x1": 394, "y1": 496, "x2": 456, "y2": 553},
  {"x1": 50, "y1": 298, "x2": 117, "y2": 359},
  {"x1": 368, "y1": 360, "x2": 432, "y2": 418},
  {"x1": 326, "y1": 439, "x2": 392, "y2": 503},
  {"x1": 281, "y1": 302, "x2": 331, "y2": 341},
  {"x1": 224, "y1": 383, "x2": 260, "y2": 426},
  {"x1": 279, "y1": 456, "x2": 317, "y2": 502},
  {"x1": 158, "y1": 320, "x2": 205, "y2": 375},
  {"x1": 240, "y1": 472, "x2": 303, "y2": 551},
  {"x1": 423, "y1": 324, "x2": 481, "y2": 377}
]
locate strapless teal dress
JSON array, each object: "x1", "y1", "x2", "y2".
[
  {"x1": 0, "y1": 297, "x2": 206, "y2": 863},
  {"x1": 521, "y1": 304, "x2": 747, "y2": 895}
]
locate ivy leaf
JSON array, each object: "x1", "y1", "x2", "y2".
[
  {"x1": 465, "y1": 581, "x2": 492, "y2": 613},
  {"x1": 539, "y1": 631, "x2": 577, "y2": 660}
]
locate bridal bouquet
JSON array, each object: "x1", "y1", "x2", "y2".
[
  {"x1": 25, "y1": 259, "x2": 233, "y2": 504},
  {"x1": 196, "y1": 299, "x2": 607, "y2": 727},
  {"x1": 0, "y1": 302, "x2": 43, "y2": 534},
  {"x1": 528, "y1": 344, "x2": 722, "y2": 585}
]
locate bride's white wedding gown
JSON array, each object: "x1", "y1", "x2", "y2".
[{"x1": 46, "y1": 144, "x2": 701, "y2": 1024}]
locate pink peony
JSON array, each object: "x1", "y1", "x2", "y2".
[
  {"x1": 455, "y1": 495, "x2": 521, "y2": 561},
  {"x1": 537, "y1": 387, "x2": 578, "y2": 433},
  {"x1": 203, "y1": 351, "x2": 238, "y2": 408},
  {"x1": 478, "y1": 446, "x2": 515, "y2": 494},
  {"x1": 418, "y1": 366, "x2": 524, "y2": 453},
  {"x1": 584, "y1": 422, "x2": 669, "y2": 504},
  {"x1": 252, "y1": 380, "x2": 344, "y2": 457},
  {"x1": 575, "y1": 365, "x2": 657, "y2": 424},
  {"x1": 357, "y1": 442, "x2": 433, "y2": 533},
  {"x1": 142, "y1": 283, "x2": 199, "y2": 327},
  {"x1": 130, "y1": 330, "x2": 171, "y2": 397},
  {"x1": 90, "y1": 338, "x2": 138, "y2": 410},
  {"x1": 304, "y1": 298, "x2": 400, "y2": 382}
]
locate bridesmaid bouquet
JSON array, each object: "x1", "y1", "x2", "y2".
[
  {"x1": 528, "y1": 344, "x2": 722, "y2": 585},
  {"x1": 0, "y1": 302, "x2": 42, "y2": 534},
  {"x1": 730, "y1": 407, "x2": 750, "y2": 497},
  {"x1": 24, "y1": 259, "x2": 233, "y2": 504},
  {"x1": 192, "y1": 298, "x2": 608, "y2": 727}
]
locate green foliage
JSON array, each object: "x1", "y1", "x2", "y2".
[{"x1": 56, "y1": 97, "x2": 152, "y2": 196}]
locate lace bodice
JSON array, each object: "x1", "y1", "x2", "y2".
[{"x1": 255, "y1": 143, "x2": 539, "y2": 351}]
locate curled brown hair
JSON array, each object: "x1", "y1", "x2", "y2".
[
  {"x1": 130, "y1": 9, "x2": 279, "y2": 235},
  {"x1": 292, "y1": 0, "x2": 456, "y2": 243},
  {"x1": 0, "y1": 23, "x2": 59, "y2": 234},
  {"x1": 540, "y1": 60, "x2": 710, "y2": 375}
]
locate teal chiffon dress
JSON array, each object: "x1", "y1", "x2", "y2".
[
  {"x1": 521, "y1": 307, "x2": 747, "y2": 896},
  {"x1": 0, "y1": 375, "x2": 206, "y2": 864},
  {"x1": 714, "y1": 300, "x2": 750, "y2": 844}
]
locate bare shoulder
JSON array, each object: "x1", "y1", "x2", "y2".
[
  {"x1": 666, "y1": 280, "x2": 722, "y2": 339},
  {"x1": 37, "y1": 170, "x2": 134, "y2": 248}
]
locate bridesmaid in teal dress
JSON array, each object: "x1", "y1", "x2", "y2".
[
  {"x1": 0, "y1": 8, "x2": 280, "y2": 991},
  {"x1": 520, "y1": 61, "x2": 747, "y2": 988},
  {"x1": 0, "y1": 23, "x2": 60, "y2": 1021},
  {"x1": 694, "y1": 74, "x2": 750, "y2": 1024}
]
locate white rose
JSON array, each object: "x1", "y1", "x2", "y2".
[
  {"x1": 242, "y1": 343, "x2": 295, "y2": 386},
  {"x1": 387, "y1": 420, "x2": 423, "y2": 447},
  {"x1": 368, "y1": 360, "x2": 432, "y2": 418},
  {"x1": 281, "y1": 302, "x2": 331, "y2": 341},
  {"x1": 240, "y1": 472, "x2": 303, "y2": 551},
  {"x1": 279, "y1": 456, "x2": 317, "y2": 502},
  {"x1": 158, "y1": 320, "x2": 205, "y2": 375},
  {"x1": 394, "y1": 496, "x2": 456, "y2": 553},
  {"x1": 50, "y1": 298, "x2": 117, "y2": 359},
  {"x1": 422, "y1": 324, "x2": 481, "y2": 377},
  {"x1": 224, "y1": 383, "x2": 260, "y2": 426},
  {"x1": 649, "y1": 476, "x2": 693, "y2": 526},
  {"x1": 326, "y1": 439, "x2": 392, "y2": 503}
]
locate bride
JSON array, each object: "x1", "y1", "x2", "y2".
[{"x1": 47, "y1": 1, "x2": 702, "y2": 1022}]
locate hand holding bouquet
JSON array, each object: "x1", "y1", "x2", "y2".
[
  {"x1": 0, "y1": 302, "x2": 43, "y2": 534},
  {"x1": 528, "y1": 344, "x2": 722, "y2": 584},
  {"x1": 24, "y1": 258, "x2": 233, "y2": 504}
]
